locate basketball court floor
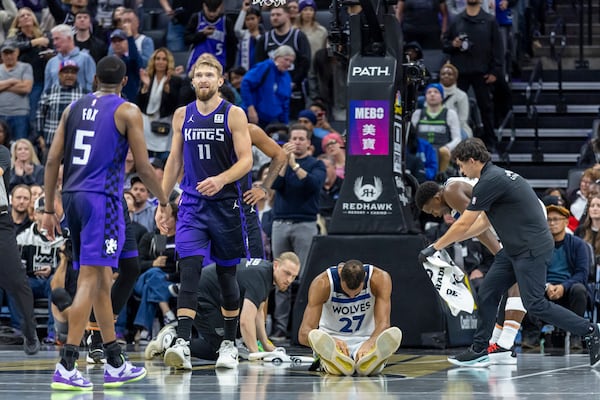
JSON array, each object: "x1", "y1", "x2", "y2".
[{"x1": 1, "y1": 344, "x2": 598, "y2": 400}]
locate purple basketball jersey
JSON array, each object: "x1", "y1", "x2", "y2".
[{"x1": 62, "y1": 93, "x2": 129, "y2": 198}]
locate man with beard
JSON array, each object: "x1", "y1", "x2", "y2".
[
  {"x1": 129, "y1": 176, "x2": 156, "y2": 232},
  {"x1": 159, "y1": 53, "x2": 252, "y2": 370},
  {"x1": 10, "y1": 184, "x2": 32, "y2": 235}
]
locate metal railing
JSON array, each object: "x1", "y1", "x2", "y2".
[{"x1": 525, "y1": 60, "x2": 544, "y2": 163}]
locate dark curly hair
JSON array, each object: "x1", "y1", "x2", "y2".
[
  {"x1": 415, "y1": 181, "x2": 441, "y2": 210},
  {"x1": 451, "y1": 138, "x2": 491, "y2": 163}
]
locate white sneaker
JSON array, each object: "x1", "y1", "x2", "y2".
[
  {"x1": 308, "y1": 329, "x2": 355, "y2": 376},
  {"x1": 355, "y1": 327, "x2": 402, "y2": 376},
  {"x1": 215, "y1": 340, "x2": 239, "y2": 369},
  {"x1": 144, "y1": 324, "x2": 177, "y2": 360},
  {"x1": 164, "y1": 338, "x2": 192, "y2": 370}
]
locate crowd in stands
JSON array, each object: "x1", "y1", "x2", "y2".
[{"x1": 0, "y1": 0, "x2": 580, "y2": 346}]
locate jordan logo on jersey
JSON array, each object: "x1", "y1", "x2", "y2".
[
  {"x1": 214, "y1": 114, "x2": 224, "y2": 123},
  {"x1": 187, "y1": 115, "x2": 194, "y2": 123}
]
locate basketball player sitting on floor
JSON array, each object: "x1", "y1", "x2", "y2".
[{"x1": 298, "y1": 259, "x2": 402, "y2": 376}]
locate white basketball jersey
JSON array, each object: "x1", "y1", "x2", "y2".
[{"x1": 318, "y1": 264, "x2": 376, "y2": 342}]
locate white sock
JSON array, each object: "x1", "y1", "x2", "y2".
[
  {"x1": 497, "y1": 320, "x2": 521, "y2": 349},
  {"x1": 490, "y1": 324, "x2": 503, "y2": 345},
  {"x1": 165, "y1": 310, "x2": 176, "y2": 322}
]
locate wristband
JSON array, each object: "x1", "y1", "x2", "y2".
[
  {"x1": 43, "y1": 210, "x2": 55, "y2": 215},
  {"x1": 159, "y1": 202, "x2": 168, "y2": 207},
  {"x1": 292, "y1": 163, "x2": 300, "y2": 172}
]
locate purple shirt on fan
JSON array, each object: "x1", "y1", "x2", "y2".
[{"x1": 62, "y1": 93, "x2": 129, "y2": 198}]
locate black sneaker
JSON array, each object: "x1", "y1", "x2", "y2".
[
  {"x1": 447, "y1": 346, "x2": 490, "y2": 367},
  {"x1": 585, "y1": 323, "x2": 600, "y2": 367},
  {"x1": 23, "y1": 335, "x2": 40, "y2": 355}
]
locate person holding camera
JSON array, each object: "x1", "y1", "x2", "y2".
[
  {"x1": 132, "y1": 202, "x2": 179, "y2": 344},
  {"x1": 442, "y1": 0, "x2": 503, "y2": 152},
  {"x1": 159, "y1": 0, "x2": 204, "y2": 52}
]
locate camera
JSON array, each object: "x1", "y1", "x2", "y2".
[
  {"x1": 458, "y1": 33, "x2": 471, "y2": 52},
  {"x1": 402, "y1": 60, "x2": 428, "y2": 87}
]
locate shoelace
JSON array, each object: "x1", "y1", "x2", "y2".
[{"x1": 487, "y1": 343, "x2": 499, "y2": 353}]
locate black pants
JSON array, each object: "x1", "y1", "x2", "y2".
[
  {"x1": 458, "y1": 73, "x2": 496, "y2": 150},
  {"x1": 0, "y1": 214, "x2": 36, "y2": 339},
  {"x1": 472, "y1": 247, "x2": 591, "y2": 351}
]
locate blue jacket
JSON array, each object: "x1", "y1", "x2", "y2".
[
  {"x1": 550, "y1": 233, "x2": 590, "y2": 291},
  {"x1": 240, "y1": 59, "x2": 291, "y2": 125}
]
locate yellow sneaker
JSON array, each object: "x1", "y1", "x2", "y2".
[
  {"x1": 355, "y1": 327, "x2": 402, "y2": 376},
  {"x1": 308, "y1": 330, "x2": 355, "y2": 376}
]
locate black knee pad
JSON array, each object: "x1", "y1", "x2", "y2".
[
  {"x1": 217, "y1": 264, "x2": 239, "y2": 311},
  {"x1": 178, "y1": 256, "x2": 204, "y2": 310},
  {"x1": 51, "y1": 288, "x2": 73, "y2": 312}
]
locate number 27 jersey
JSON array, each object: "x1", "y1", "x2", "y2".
[
  {"x1": 319, "y1": 264, "x2": 375, "y2": 341},
  {"x1": 62, "y1": 93, "x2": 128, "y2": 198}
]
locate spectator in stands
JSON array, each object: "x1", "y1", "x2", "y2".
[
  {"x1": 73, "y1": 9, "x2": 107, "y2": 64},
  {"x1": 109, "y1": 8, "x2": 154, "y2": 67},
  {"x1": 295, "y1": 0, "x2": 327, "y2": 62},
  {"x1": 310, "y1": 100, "x2": 338, "y2": 134},
  {"x1": 255, "y1": 5, "x2": 312, "y2": 120},
  {"x1": 47, "y1": 0, "x2": 92, "y2": 27},
  {"x1": 442, "y1": 0, "x2": 503, "y2": 151},
  {"x1": 184, "y1": 0, "x2": 237, "y2": 73},
  {"x1": 109, "y1": 27, "x2": 143, "y2": 103},
  {"x1": 446, "y1": 0, "x2": 492, "y2": 22},
  {"x1": 133, "y1": 202, "x2": 178, "y2": 344},
  {"x1": 8, "y1": 7, "x2": 51, "y2": 128},
  {"x1": 129, "y1": 176, "x2": 157, "y2": 233},
  {"x1": 0, "y1": 0, "x2": 17, "y2": 45},
  {"x1": 226, "y1": 66, "x2": 246, "y2": 106},
  {"x1": 241, "y1": 45, "x2": 295, "y2": 129},
  {"x1": 28, "y1": 183, "x2": 43, "y2": 219},
  {"x1": 569, "y1": 168, "x2": 600, "y2": 222},
  {"x1": 10, "y1": 184, "x2": 32, "y2": 235},
  {"x1": 576, "y1": 194, "x2": 600, "y2": 268},
  {"x1": 322, "y1": 132, "x2": 345, "y2": 179},
  {"x1": 411, "y1": 83, "x2": 461, "y2": 176},
  {"x1": 159, "y1": 0, "x2": 203, "y2": 52},
  {"x1": 96, "y1": 0, "x2": 137, "y2": 30},
  {"x1": 234, "y1": 2, "x2": 262, "y2": 71},
  {"x1": 578, "y1": 123, "x2": 600, "y2": 169},
  {"x1": 43, "y1": 24, "x2": 96, "y2": 92},
  {"x1": 297, "y1": 109, "x2": 325, "y2": 156},
  {"x1": 287, "y1": 0, "x2": 300, "y2": 25},
  {"x1": 9, "y1": 138, "x2": 44, "y2": 191},
  {"x1": 407, "y1": 128, "x2": 438, "y2": 182},
  {"x1": 123, "y1": 148, "x2": 137, "y2": 190},
  {"x1": 0, "y1": 41, "x2": 33, "y2": 141},
  {"x1": 543, "y1": 188, "x2": 578, "y2": 232},
  {"x1": 270, "y1": 123, "x2": 326, "y2": 340},
  {"x1": 0, "y1": 119, "x2": 11, "y2": 149},
  {"x1": 439, "y1": 62, "x2": 472, "y2": 138},
  {"x1": 138, "y1": 48, "x2": 183, "y2": 162},
  {"x1": 317, "y1": 154, "x2": 343, "y2": 234},
  {"x1": 396, "y1": 0, "x2": 448, "y2": 49},
  {"x1": 36, "y1": 60, "x2": 89, "y2": 160},
  {"x1": 16, "y1": 195, "x2": 64, "y2": 344}
]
